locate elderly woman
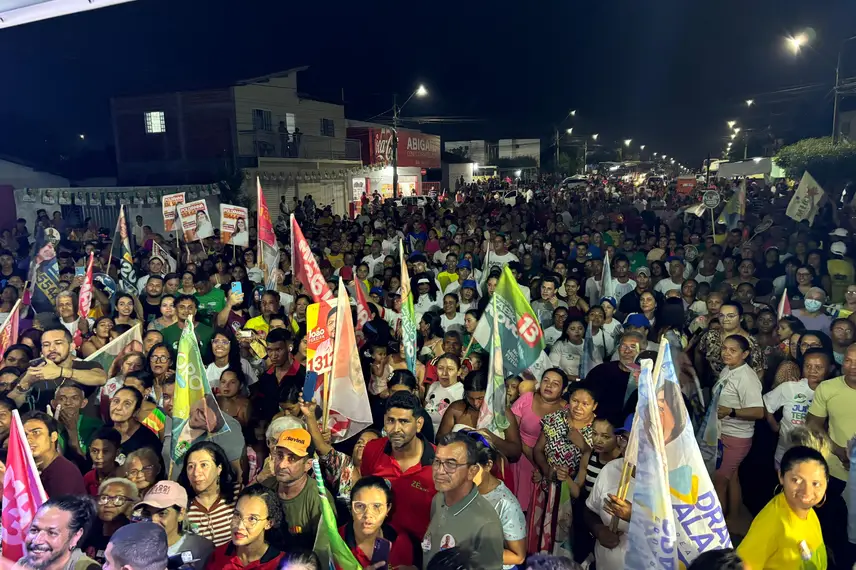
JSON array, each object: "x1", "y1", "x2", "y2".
[
  {"x1": 121, "y1": 446, "x2": 163, "y2": 497},
  {"x1": 84, "y1": 477, "x2": 139, "y2": 563},
  {"x1": 792, "y1": 287, "x2": 833, "y2": 336},
  {"x1": 55, "y1": 290, "x2": 89, "y2": 338}
]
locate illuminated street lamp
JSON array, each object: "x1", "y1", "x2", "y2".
[
  {"x1": 78, "y1": 134, "x2": 85, "y2": 140},
  {"x1": 733, "y1": 127, "x2": 741, "y2": 134},
  {"x1": 640, "y1": 145, "x2": 646, "y2": 150},
  {"x1": 670, "y1": 158, "x2": 675, "y2": 164},
  {"x1": 570, "y1": 110, "x2": 577, "y2": 117},
  {"x1": 727, "y1": 120, "x2": 737, "y2": 130},
  {"x1": 730, "y1": 133, "x2": 737, "y2": 140},
  {"x1": 662, "y1": 154, "x2": 667, "y2": 160},
  {"x1": 592, "y1": 133, "x2": 599, "y2": 141},
  {"x1": 624, "y1": 139, "x2": 632, "y2": 147},
  {"x1": 392, "y1": 84, "x2": 429, "y2": 197},
  {"x1": 786, "y1": 33, "x2": 808, "y2": 54},
  {"x1": 746, "y1": 99, "x2": 754, "y2": 107},
  {"x1": 566, "y1": 128, "x2": 573, "y2": 134}
]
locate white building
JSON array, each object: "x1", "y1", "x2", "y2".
[{"x1": 443, "y1": 138, "x2": 541, "y2": 167}]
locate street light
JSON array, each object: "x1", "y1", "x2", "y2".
[
  {"x1": 640, "y1": 145, "x2": 646, "y2": 150},
  {"x1": 624, "y1": 139, "x2": 632, "y2": 147},
  {"x1": 733, "y1": 127, "x2": 741, "y2": 134},
  {"x1": 746, "y1": 99, "x2": 755, "y2": 107},
  {"x1": 566, "y1": 128, "x2": 573, "y2": 134},
  {"x1": 727, "y1": 120, "x2": 737, "y2": 130},
  {"x1": 662, "y1": 154, "x2": 667, "y2": 160},
  {"x1": 391, "y1": 84, "x2": 429, "y2": 198},
  {"x1": 670, "y1": 159, "x2": 675, "y2": 164},
  {"x1": 592, "y1": 133, "x2": 599, "y2": 141},
  {"x1": 730, "y1": 133, "x2": 737, "y2": 140},
  {"x1": 786, "y1": 33, "x2": 808, "y2": 54},
  {"x1": 570, "y1": 110, "x2": 577, "y2": 117},
  {"x1": 78, "y1": 134, "x2": 85, "y2": 140}
]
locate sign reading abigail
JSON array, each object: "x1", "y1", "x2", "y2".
[{"x1": 369, "y1": 128, "x2": 441, "y2": 168}]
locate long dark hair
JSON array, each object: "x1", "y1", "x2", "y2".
[
  {"x1": 205, "y1": 327, "x2": 242, "y2": 368},
  {"x1": 178, "y1": 440, "x2": 237, "y2": 503}
]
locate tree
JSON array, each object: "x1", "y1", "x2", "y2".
[
  {"x1": 217, "y1": 169, "x2": 250, "y2": 207},
  {"x1": 495, "y1": 156, "x2": 538, "y2": 169},
  {"x1": 776, "y1": 137, "x2": 856, "y2": 192}
]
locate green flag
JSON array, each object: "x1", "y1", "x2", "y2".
[
  {"x1": 474, "y1": 266, "x2": 547, "y2": 432},
  {"x1": 399, "y1": 239, "x2": 418, "y2": 374}
]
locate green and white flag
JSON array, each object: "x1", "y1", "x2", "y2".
[
  {"x1": 399, "y1": 239, "x2": 418, "y2": 374},
  {"x1": 474, "y1": 266, "x2": 547, "y2": 432}
]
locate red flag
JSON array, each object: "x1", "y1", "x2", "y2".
[
  {"x1": 0, "y1": 301, "x2": 21, "y2": 365},
  {"x1": 2, "y1": 410, "x2": 47, "y2": 562},
  {"x1": 778, "y1": 288, "x2": 792, "y2": 320},
  {"x1": 353, "y1": 280, "x2": 370, "y2": 331},
  {"x1": 74, "y1": 253, "x2": 95, "y2": 347},
  {"x1": 257, "y1": 177, "x2": 276, "y2": 248},
  {"x1": 290, "y1": 215, "x2": 333, "y2": 302}
]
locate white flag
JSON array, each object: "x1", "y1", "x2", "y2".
[{"x1": 786, "y1": 171, "x2": 825, "y2": 226}]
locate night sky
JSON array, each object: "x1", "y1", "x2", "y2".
[{"x1": 1, "y1": 0, "x2": 853, "y2": 172}]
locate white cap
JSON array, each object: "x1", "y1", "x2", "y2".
[
  {"x1": 830, "y1": 228, "x2": 849, "y2": 238},
  {"x1": 831, "y1": 241, "x2": 848, "y2": 256}
]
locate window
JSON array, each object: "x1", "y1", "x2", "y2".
[
  {"x1": 144, "y1": 111, "x2": 166, "y2": 134},
  {"x1": 252, "y1": 109, "x2": 273, "y2": 132},
  {"x1": 320, "y1": 118, "x2": 335, "y2": 137}
]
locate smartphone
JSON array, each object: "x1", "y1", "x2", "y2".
[
  {"x1": 302, "y1": 372, "x2": 318, "y2": 404},
  {"x1": 75, "y1": 266, "x2": 85, "y2": 277},
  {"x1": 370, "y1": 538, "x2": 391, "y2": 570},
  {"x1": 29, "y1": 358, "x2": 45, "y2": 367},
  {"x1": 237, "y1": 330, "x2": 253, "y2": 340},
  {"x1": 231, "y1": 281, "x2": 243, "y2": 296}
]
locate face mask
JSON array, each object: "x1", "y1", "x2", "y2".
[{"x1": 804, "y1": 299, "x2": 823, "y2": 312}]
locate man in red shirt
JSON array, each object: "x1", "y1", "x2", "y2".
[{"x1": 359, "y1": 391, "x2": 436, "y2": 543}]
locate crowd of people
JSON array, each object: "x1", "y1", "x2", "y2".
[{"x1": 0, "y1": 172, "x2": 855, "y2": 570}]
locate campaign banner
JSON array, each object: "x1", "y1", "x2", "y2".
[
  {"x1": 85, "y1": 323, "x2": 143, "y2": 378},
  {"x1": 0, "y1": 301, "x2": 21, "y2": 366},
  {"x1": 786, "y1": 171, "x2": 825, "y2": 226},
  {"x1": 178, "y1": 199, "x2": 214, "y2": 241},
  {"x1": 257, "y1": 178, "x2": 276, "y2": 248},
  {"x1": 116, "y1": 205, "x2": 137, "y2": 294},
  {"x1": 162, "y1": 192, "x2": 186, "y2": 232},
  {"x1": 291, "y1": 215, "x2": 333, "y2": 302},
  {"x1": 220, "y1": 204, "x2": 249, "y2": 247},
  {"x1": 306, "y1": 300, "x2": 336, "y2": 377},
  {"x1": 152, "y1": 241, "x2": 178, "y2": 273}
]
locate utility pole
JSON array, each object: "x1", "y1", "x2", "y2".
[
  {"x1": 833, "y1": 50, "x2": 842, "y2": 144},
  {"x1": 705, "y1": 152, "x2": 711, "y2": 186},
  {"x1": 554, "y1": 128, "x2": 560, "y2": 174},
  {"x1": 582, "y1": 140, "x2": 587, "y2": 175},
  {"x1": 392, "y1": 93, "x2": 399, "y2": 198},
  {"x1": 744, "y1": 133, "x2": 749, "y2": 160}
]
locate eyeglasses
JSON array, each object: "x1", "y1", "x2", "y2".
[
  {"x1": 127, "y1": 465, "x2": 156, "y2": 478},
  {"x1": 432, "y1": 458, "x2": 472, "y2": 473},
  {"x1": 98, "y1": 495, "x2": 132, "y2": 507},
  {"x1": 151, "y1": 355, "x2": 170, "y2": 363},
  {"x1": 230, "y1": 512, "x2": 268, "y2": 529},
  {"x1": 212, "y1": 339, "x2": 230, "y2": 346},
  {"x1": 352, "y1": 502, "x2": 387, "y2": 516}
]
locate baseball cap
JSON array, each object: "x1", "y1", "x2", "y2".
[
  {"x1": 616, "y1": 414, "x2": 634, "y2": 435},
  {"x1": 635, "y1": 266, "x2": 651, "y2": 277},
  {"x1": 277, "y1": 428, "x2": 312, "y2": 457},
  {"x1": 625, "y1": 313, "x2": 651, "y2": 328},
  {"x1": 456, "y1": 260, "x2": 472, "y2": 270},
  {"x1": 599, "y1": 296, "x2": 617, "y2": 308},
  {"x1": 370, "y1": 287, "x2": 384, "y2": 296},
  {"x1": 136, "y1": 481, "x2": 188, "y2": 511},
  {"x1": 830, "y1": 228, "x2": 849, "y2": 238},
  {"x1": 462, "y1": 279, "x2": 478, "y2": 290},
  {"x1": 417, "y1": 277, "x2": 431, "y2": 285},
  {"x1": 831, "y1": 241, "x2": 848, "y2": 256}
]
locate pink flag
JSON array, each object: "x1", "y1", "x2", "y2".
[
  {"x1": 325, "y1": 279, "x2": 373, "y2": 442},
  {"x1": 74, "y1": 253, "x2": 95, "y2": 347},
  {"x1": 290, "y1": 215, "x2": 333, "y2": 302},
  {"x1": 2, "y1": 410, "x2": 47, "y2": 562},
  {"x1": 353, "y1": 280, "x2": 370, "y2": 331},
  {"x1": 778, "y1": 288, "x2": 792, "y2": 320},
  {"x1": 257, "y1": 178, "x2": 276, "y2": 248}
]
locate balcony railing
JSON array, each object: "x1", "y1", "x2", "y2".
[{"x1": 238, "y1": 130, "x2": 361, "y2": 162}]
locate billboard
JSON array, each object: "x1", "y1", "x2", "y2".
[{"x1": 348, "y1": 127, "x2": 441, "y2": 169}]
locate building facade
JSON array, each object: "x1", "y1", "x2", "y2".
[
  {"x1": 111, "y1": 67, "x2": 362, "y2": 216},
  {"x1": 443, "y1": 138, "x2": 541, "y2": 167}
]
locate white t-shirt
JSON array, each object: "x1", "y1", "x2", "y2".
[
  {"x1": 484, "y1": 251, "x2": 519, "y2": 274},
  {"x1": 585, "y1": 278, "x2": 602, "y2": 306},
  {"x1": 586, "y1": 458, "x2": 632, "y2": 570},
  {"x1": 763, "y1": 379, "x2": 815, "y2": 465},
  {"x1": 205, "y1": 359, "x2": 259, "y2": 393},
  {"x1": 543, "y1": 326, "x2": 562, "y2": 347},
  {"x1": 440, "y1": 313, "x2": 465, "y2": 334},
  {"x1": 716, "y1": 363, "x2": 764, "y2": 439},
  {"x1": 362, "y1": 254, "x2": 385, "y2": 277},
  {"x1": 609, "y1": 279, "x2": 636, "y2": 304},
  {"x1": 549, "y1": 340, "x2": 583, "y2": 377},
  {"x1": 424, "y1": 381, "x2": 465, "y2": 434},
  {"x1": 654, "y1": 278, "x2": 683, "y2": 295}
]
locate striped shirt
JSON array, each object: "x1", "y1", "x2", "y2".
[
  {"x1": 584, "y1": 455, "x2": 607, "y2": 494},
  {"x1": 186, "y1": 484, "x2": 241, "y2": 547}
]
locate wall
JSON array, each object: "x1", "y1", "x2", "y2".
[
  {"x1": 441, "y1": 163, "x2": 474, "y2": 191},
  {"x1": 444, "y1": 140, "x2": 488, "y2": 165},
  {"x1": 498, "y1": 138, "x2": 541, "y2": 166}
]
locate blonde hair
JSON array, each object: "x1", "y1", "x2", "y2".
[{"x1": 788, "y1": 426, "x2": 832, "y2": 458}]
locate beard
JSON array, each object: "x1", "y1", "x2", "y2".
[{"x1": 22, "y1": 542, "x2": 68, "y2": 570}]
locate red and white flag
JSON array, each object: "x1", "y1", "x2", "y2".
[
  {"x1": 778, "y1": 288, "x2": 792, "y2": 320},
  {"x1": 2, "y1": 410, "x2": 47, "y2": 562},
  {"x1": 290, "y1": 215, "x2": 333, "y2": 302},
  {"x1": 74, "y1": 252, "x2": 95, "y2": 347},
  {"x1": 326, "y1": 279, "x2": 372, "y2": 442},
  {"x1": 0, "y1": 301, "x2": 21, "y2": 366},
  {"x1": 353, "y1": 280, "x2": 370, "y2": 331}
]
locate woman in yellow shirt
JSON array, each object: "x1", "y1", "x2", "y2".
[{"x1": 737, "y1": 445, "x2": 828, "y2": 570}]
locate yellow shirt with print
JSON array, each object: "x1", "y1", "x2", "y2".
[
  {"x1": 828, "y1": 258, "x2": 854, "y2": 305},
  {"x1": 326, "y1": 253, "x2": 344, "y2": 269},
  {"x1": 244, "y1": 315, "x2": 270, "y2": 336},
  {"x1": 737, "y1": 493, "x2": 826, "y2": 570}
]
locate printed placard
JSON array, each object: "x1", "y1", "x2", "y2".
[
  {"x1": 178, "y1": 199, "x2": 214, "y2": 241},
  {"x1": 220, "y1": 204, "x2": 249, "y2": 247},
  {"x1": 162, "y1": 192, "x2": 186, "y2": 232}
]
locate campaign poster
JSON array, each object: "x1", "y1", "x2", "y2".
[
  {"x1": 41, "y1": 189, "x2": 56, "y2": 205},
  {"x1": 146, "y1": 189, "x2": 159, "y2": 205},
  {"x1": 178, "y1": 199, "x2": 214, "y2": 241},
  {"x1": 132, "y1": 190, "x2": 144, "y2": 205},
  {"x1": 57, "y1": 190, "x2": 72, "y2": 205},
  {"x1": 306, "y1": 300, "x2": 337, "y2": 375},
  {"x1": 162, "y1": 192, "x2": 185, "y2": 233},
  {"x1": 88, "y1": 191, "x2": 101, "y2": 206},
  {"x1": 220, "y1": 204, "x2": 249, "y2": 247}
]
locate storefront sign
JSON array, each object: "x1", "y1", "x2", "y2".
[{"x1": 365, "y1": 128, "x2": 441, "y2": 168}]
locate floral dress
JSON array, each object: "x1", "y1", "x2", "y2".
[{"x1": 698, "y1": 329, "x2": 765, "y2": 378}]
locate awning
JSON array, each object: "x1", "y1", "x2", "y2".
[{"x1": 0, "y1": 0, "x2": 135, "y2": 29}]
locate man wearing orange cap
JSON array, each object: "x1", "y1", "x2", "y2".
[{"x1": 259, "y1": 427, "x2": 334, "y2": 551}]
